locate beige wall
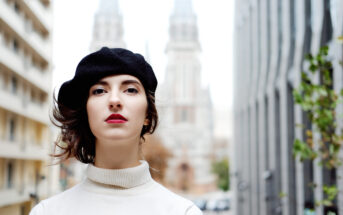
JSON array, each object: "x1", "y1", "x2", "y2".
[
  {"x1": 0, "y1": 109, "x2": 49, "y2": 146},
  {"x1": 0, "y1": 201, "x2": 31, "y2": 215}
]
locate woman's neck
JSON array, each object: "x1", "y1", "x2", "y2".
[{"x1": 94, "y1": 138, "x2": 141, "y2": 169}]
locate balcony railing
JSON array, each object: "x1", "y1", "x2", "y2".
[
  {"x1": 0, "y1": 189, "x2": 31, "y2": 207},
  {"x1": 0, "y1": 43, "x2": 51, "y2": 93},
  {"x1": 22, "y1": 0, "x2": 52, "y2": 33},
  {"x1": 0, "y1": 140, "x2": 48, "y2": 160},
  {"x1": 0, "y1": 90, "x2": 50, "y2": 124},
  {"x1": 0, "y1": 0, "x2": 52, "y2": 61}
]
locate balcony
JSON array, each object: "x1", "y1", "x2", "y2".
[
  {"x1": 0, "y1": 189, "x2": 31, "y2": 207},
  {"x1": 22, "y1": 0, "x2": 52, "y2": 33},
  {"x1": 0, "y1": 43, "x2": 51, "y2": 93},
  {"x1": 0, "y1": 0, "x2": 52, "y2": 61},
  {"x1": 0, "y1": 141, "x2": 48, "y2": 161},
  {"x1": 0, "y1": 90, "x2": 50, "y2": 125}
]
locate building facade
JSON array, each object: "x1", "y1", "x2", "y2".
[
  {"x1": 233, "y1": 0, "x2": 343, "y2": 215},
  {"x1": 0, "y1": 0, "x2": 54, "y2": 214},
  {"x1": 90, "y1": 0, "x2": 126, "y2": 51},
  {"x1": 157, "y1": 0, "x2": 215, "y2": 194}
]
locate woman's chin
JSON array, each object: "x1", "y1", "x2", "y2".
[{"x1": 96, "y1": 133, "x2": 140, "y2": 143}]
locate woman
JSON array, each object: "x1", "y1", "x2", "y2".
[{"x1": 30, "y1": 47, "x2": 202, "y2": 215}]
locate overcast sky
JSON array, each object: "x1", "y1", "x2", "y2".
[{"x1": 52, "y1": 0, "x2": 234, "y2": 109}]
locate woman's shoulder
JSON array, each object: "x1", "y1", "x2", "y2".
[
  {"x1": 29, "y1": 182, "x2": 84, "y2": 215},
  {"x1": 148, "y1": 181, "x2": 203, "y2": 215}
]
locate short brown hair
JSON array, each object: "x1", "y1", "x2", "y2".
[{"x1": 51, "y1": 89, "x2": 158, "y2": 163}]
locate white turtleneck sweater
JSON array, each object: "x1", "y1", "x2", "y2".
[{"x1": 29, "y1": 161, "x2": 202, "y2": 215}]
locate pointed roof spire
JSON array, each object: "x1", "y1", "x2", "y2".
[
  {"x1": 90, "y1": 0, "x2": 126, "y2": 50},
  {"x1": 172, "y1": 0, "x2": 194, "y2": 17},
  {"x1": 98, "y1": 0, "x2": 120, "y2": 14}
]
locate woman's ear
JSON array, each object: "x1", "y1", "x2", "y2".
[{"x1": 144, "y1": 119, "x2": 150, "y2": 126}]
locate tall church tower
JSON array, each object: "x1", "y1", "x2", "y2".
[
  {"x1": 157, "y1": 0, "x2": 215, "y2": 193},
  {"x1": 90, "y1": 0, "x2": 126, "y2": 51}
]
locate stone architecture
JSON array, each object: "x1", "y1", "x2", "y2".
[
  {"x1": 90, "y1": 0, "x2": 126, "y2": 51},
  {"x1": 233, "y1": 0, "x2": 343, "y2": 215},
  {"x1": 0, "y1": 0, "x2": 55, "y2": 214},
  {"x1": 157, "y1": 0, "x2": 215, "y2": 194}
]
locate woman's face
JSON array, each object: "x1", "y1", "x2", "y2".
[{"x1": 86, "y1": 74, "x2": 148, "y2": 143}]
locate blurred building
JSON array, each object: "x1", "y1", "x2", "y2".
[
  {"x1": 211, "y1": 109, "x2": 231, "y2": 161},
  {"x1": 90, "y1": 0, "x2": 126, "y2": 51},
  {"x1": 233, "y1": 0, "x2": 343, "y2": 215},
  {"x1": 157, "y1": 0, "x2": 215, "y2": 194},
  {"x1": 0, "y1": 0, "x2": 55, "y2": 214}
]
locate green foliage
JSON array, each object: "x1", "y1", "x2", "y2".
[
  {"x1": 293, "y1": 45, "x2": 342, "y2": 208},
  {"x1": 279, "y1": 191, "x2": 287, "y2": 199},
  {"x1": 316, "y1": 185, "x2": 339, "y2": 207},
  {"x1": 211, "y1": 157, "x2": 229, "y2": 191}
]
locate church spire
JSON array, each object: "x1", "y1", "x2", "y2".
[
  {"x1": 90, "y1": 0, "x2": 126, "y2": 51},
  {"x1": 98, "y1": 0, "x2": 120, "y2": 14},
  {"x1": 167, "y1": 0, "x2": 200, "y2": 51},
  {"x1": 172, "y1": 0, "x2": 194, "y2": 17}
]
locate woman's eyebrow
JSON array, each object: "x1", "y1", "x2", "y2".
[{"x1": 121, "y1": 79, "x2": 142, "y2": 86}]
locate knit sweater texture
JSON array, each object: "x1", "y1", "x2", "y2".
[{"x1": 29, "y1": 161, "x2": 202, "y2": 215}]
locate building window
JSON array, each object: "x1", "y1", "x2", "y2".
[
  {"x1": 6, "y1": 161, "x2": 14, "y2": 189},
  {"x1": 274, "y1": 90, "x2": 282, "y2": 204},
  {"x1": 303, "y1": 110, "x2": 314, "y2": 211},
  {"x1": 9, "y1": 118, "x2": 16, "y2": 142},
  {"x1": 11, "y1": 76, "x2": 17, "y2": 94},
  {"x1": 320, "y1": 0, "x2": 333, "y2": 45},
  {"x1": 287, "y1": 83, "x2": 297, "y2": 214},
  {"x1": 303, "y1": 0, "x2": 312, "y2": 62},
  {"x1": 288, "y1": 0, "x2": 296, "y2": 70},
  {"x1": 0, "y1": 70, "x2": 3, "y2": 88},
  {"x1": 14, "y1": 2, "x2": 20, "y2": 13},
  {"x1": 13, "y1": 39, "x2": 19, "y2": 52}
]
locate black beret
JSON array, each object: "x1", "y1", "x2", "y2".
[{"x1": 57, "y1": 47, "x2": 157, "y2": 110}]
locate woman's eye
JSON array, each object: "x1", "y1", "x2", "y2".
[
  {"x1": 126, "y1": 88, "x2": 138, "y2": 94},
  {"x1": 92, "y1": 88, "x2": 106, "y2": 95}
]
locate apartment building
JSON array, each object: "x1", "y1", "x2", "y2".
[
  {"x1": 0, "y1": 0, "x2": 54, "y2": 214},
  {"x1": 233, "y1": 0, "x2": 343, "y2": 215}
]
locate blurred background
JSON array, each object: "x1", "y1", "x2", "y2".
[
  {"x1": 0, "y1": 0, "x2": 232, "y2": 214},
  {"x1": 0, "y1": 0, "x2": 343, "y2": 215}
]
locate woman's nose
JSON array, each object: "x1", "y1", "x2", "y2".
[{"x1": 108, "y1": 92, "x2": 122, "y2": 110}]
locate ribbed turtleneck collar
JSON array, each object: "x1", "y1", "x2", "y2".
[{"x1": 86, "y1": 160, "x2": 152, "y2": 189}]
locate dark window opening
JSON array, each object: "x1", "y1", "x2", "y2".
[
  {"x1": 287, "y1": 83, "x2": 297, "y2": 215},
  {"x1": 13, "y1": 39, "x2": 19, "y2": 52},
  {"x1": 303, "y1": 111, "x2": 314, "y2": 210},
  {"x1": 302, "y1": 0, "x2": 312, "y2": 62},
  {"x1": 288, "y1": 0, "x2": 296, "y2": 71},
  {"x1": 320, "y1": 0, "x2": 333, "y2": 45},
  {"x1": 9, "y1": 118, "x2": 16, "y2": 142},
  {"x1": 11, "y1": 76, "x2": 17, "y2": 94},
  {"x1": 7, "y1": 162, "x2": 14, "y2": 188},
  {"x1": 274, "y1": 90, "x2": 282, "y2": 214}
]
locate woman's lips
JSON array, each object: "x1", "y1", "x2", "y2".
[{"x1": 105, "y1": 114, "x2": 127, "y2": 124}]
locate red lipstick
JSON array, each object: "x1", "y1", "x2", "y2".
[{"x1": 105, "y1": 114, "x2": 127, "y2": 124}]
